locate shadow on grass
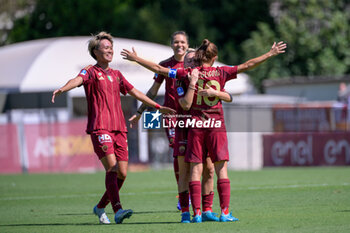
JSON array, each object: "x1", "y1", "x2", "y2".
[
  {"x1": 0, "y1": 221, "x2": 180, "y2": 227},
  {"x1": 58, "y1": 210, "x2": 179, "y2": 216},
  {"x1": 0, "y1": 223, "x2": 99, "y2": 226}
]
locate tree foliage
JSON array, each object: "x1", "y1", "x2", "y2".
[
  {"x1": 6, "y1": 0, "x2": 272, "y2": 66},
  {"x1": 6, "y1": 0, "x2": 350, "y2": 92},
  {"x1": 242, "y1": 0, "x2": 350, "y2": 92}
]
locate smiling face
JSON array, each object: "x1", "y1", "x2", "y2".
[
  {"x1": 171, "y1": 34, "x2": 189, "y2": 61},
  {"x1": 94, "y1": 39, "x2": 114, "y2": 64}
]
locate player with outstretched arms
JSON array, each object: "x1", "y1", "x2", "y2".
[
  {"x1": 121, "y1": 39, "x2": 286, "y2": 222},
  {"x1": 51, "y1": 32, "x2": 175, "y2": 225}
]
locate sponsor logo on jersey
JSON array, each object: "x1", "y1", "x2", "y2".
[
  {"x1": 97, "y1": 72, "x2": 104, "y2": 80},
  {"x1": 107, "y1": 75, "x2": 113, "y2": 82},
  {"x1": 80, "y1": 70, "x2": 87, "y2": 75},
  {"x1": 98, "y1": 134, "x2": 112, "y2": 144},
  {"x1": 177, "y1": 87, "x2": 184, "y2": 96}
]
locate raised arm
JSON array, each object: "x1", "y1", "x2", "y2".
[
  {"x1": 51, "y1": 76, "x2": 83, "y2": 103},
  {"x1": 128, "y1": 88, "x2": 176, "y2": 115},
  {"x1": 121, "y1": 47, "x2": 170, "y2": 76},
  {"x1": 237, "y1": 41, "x2": 286, "y2": 74}
]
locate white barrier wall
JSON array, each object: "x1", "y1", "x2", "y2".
[{"x1": 227, "y1": 132, "x2": 263, "y2": 170}]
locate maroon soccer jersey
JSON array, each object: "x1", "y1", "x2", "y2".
[
  {"x1": 176, "y1": 66, "x2": 237, "y2": 121},
  {"x1": 173, "y1": 79, "x2": 190, "y2": 157},
  {"x1": 154, "y1": 56, "x2": 184, "y2": 110},
  {"x1": 78, "y1": 64, "x2": 134, "y2": 133}
]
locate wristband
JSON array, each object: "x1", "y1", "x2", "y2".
[
  {"x1": 188, "y1": 85, "x2": 196, "y2": 90},
  {"x1": 168, "y1": 69, "x2": 177, "y2": 79},
  {"x1": 137, "y1": 110, "x2": 142, "y2": 115},
  {"x1": 155, "y1": 104, "x2": 161, "y2": 109}
]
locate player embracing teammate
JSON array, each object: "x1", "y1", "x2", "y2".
[{"x1": 121, "y1": 39, "x2": 286, "y2": 223}]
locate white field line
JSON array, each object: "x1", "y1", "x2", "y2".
[{"x1": 1, "y1": 183, "x2": 349, "y2": 201}]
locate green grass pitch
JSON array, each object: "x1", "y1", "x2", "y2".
[{"x1": 0, "y1": 167, "x2": 349, "y2": 233}]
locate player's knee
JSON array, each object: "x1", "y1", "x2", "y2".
[
  {"x1": 118, "y1": 169, "x2": 127, "y2": 179},
  {"x1": 106, "y1": 164, "x2": 118, "y2": 173},
  {"x1": 207, "y1": 166, "x2": 215, "y2": 178}
]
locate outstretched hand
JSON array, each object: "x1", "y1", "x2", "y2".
[
  {"x1": 121, "y1": 47, "x2": 138, "y2": 61},
  {"x1": 159, "y1": 106, "x2": 176, "y2": 115},
  {"x1": 270, "y1": 41, "x2": 287, "y2": 56},
  {"x1": 128, "y1": 113, "x2": 141, "y2": 128},
  {"x1": 51, "y1": 89, "x2": 63, "y2": 103}
]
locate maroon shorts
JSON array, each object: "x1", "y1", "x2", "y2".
[
  {"x1": 173, "y1": 127, "x2": 188, "y2": 158},
  {"x1": 90, "y1": 130, "x2": 129, "y2": 161},
  {"x1": 185, "y1": 128, "x2": 229, "y2": 163}
]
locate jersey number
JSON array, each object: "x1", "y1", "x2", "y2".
[{"x1": 196, "y1": 80, "x2": 221, "y2": 106}]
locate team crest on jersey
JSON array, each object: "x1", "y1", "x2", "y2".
[
  {"x1": 102, "y1": 145, "x2": 108, "y2": 152},
  {"x1": 107, "y1": 75, "x2": 113, "y2": 82},
  {"x1": 179, "y1": 145, "x2": 186, "y2": 154},
  {"x1": 80, "y1": 70, "x2": 87, "y2": 75}
]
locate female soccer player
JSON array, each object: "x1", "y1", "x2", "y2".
[
  {"x1": 121, "y1": 39, "x2": 286, "y2": 222},
  {"x1": 176, "y1": 50, "x2": 233, "y2": 223},
  {"x1": 129, "y1": 31, "x2": 188, "y2": 196},
  {"x1": 128, "y1": 32, "x2": 217, "y2": 215},
  {"x1": 51, "y1": 32, "x2": 175, "y2": 224}
]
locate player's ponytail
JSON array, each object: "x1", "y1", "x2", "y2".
[{"x1": 194, "y1": 39, "x2": 218, "y2": 66}]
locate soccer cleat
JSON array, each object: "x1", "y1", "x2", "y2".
[
  {"x1": 219, "y1": 212, "x2": 239, "y2": 222},
  {"x1": 181, "y1": 212, "x2": 191, "y2": 223},
  {"x1": 191, "y1": 214, "x2": 202, "y2": 223},
  {"x1": 114, "y1": 208, "x2": 133, "y2": 224},
  {"x1": 202, "y1": 211, "x2": 220, "y2": 222},
  {"x1": 93, "y1": 205, "x2": 111, "y2": 224}
]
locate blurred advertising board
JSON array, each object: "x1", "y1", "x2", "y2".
[
  {"x1": 272, "y1": 103, "x2": 349, "y2": 132},
  {"x1": 263, "y1": 132, "x2": 350, "y2": 166},
  {"x1": 0, "y1": 124, "x2": 22, "y2": 173},
  {"x1": 24, "y1": 119, "x2": 102, "y2": 173},
  {"x1": 0, "y1": 120, "x2": 103, "y2": 173}
]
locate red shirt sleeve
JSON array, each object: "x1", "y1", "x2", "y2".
[
  {"x1": 79, "y1": 67, "x2": 92, "y2": 85},
  {"x1": 117, "y1": 70, "x2": 134, "y2": 95},
  {"x1": 154, "y1": 73, "x2": 165, "y2": 84},
  {"x1": 221, "y1": 66, "x2": 238, "y2": 82},
  {"x1": 175, "y1": 68, "x2": 190, "y2": 80}
]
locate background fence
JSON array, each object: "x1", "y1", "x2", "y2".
[{"x1": 1, "y1": 101, "x2": 349, "y2": 173}]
